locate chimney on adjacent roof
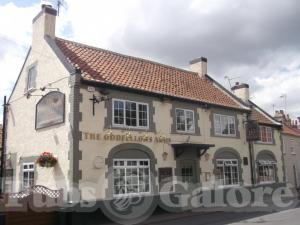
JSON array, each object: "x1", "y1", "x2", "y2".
[
  {"x1": 32, "y1": 3, "x2": 57, "y2": 47},
  {"x1": 231, "y1": 82, "x2": 250, "y2": 102},
  {"x1": 189, "y1": 57, "x2": 207, "y2": 77}
]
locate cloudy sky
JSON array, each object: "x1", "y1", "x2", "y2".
[{"x1": 1, "y1": 0, "x2": 300, "y2": 119}]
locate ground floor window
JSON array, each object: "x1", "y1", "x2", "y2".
[
  {"x1": 113, "y1": 159, "x2": 150, "y2": 196},
  {"x1": 257, "y1": 160, "x2": 276, "y2": 183},
  {"x1": 22, "y1": 163, "x2": 34, "y2": 189},
  {"x1": 215, "y1": 159, "x2": 239, "y2": 186}
]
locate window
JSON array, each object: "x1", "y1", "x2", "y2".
[
  {"x1": 112, "y1": 99, "x2": 149, "y2": 129},
  {"x1": 113, "y1": 159, "x2": 150, "y2": 196},
  {"x1": 27, "y1": 66, "x2": 37, "y2": 91},
  {"x1": 259, "y1": 126, "x2": 273, "y2": 143},
  {"x1": 22, "y1": 163, "x2": 34, "y2": 189},
  {"x1": 290, "y1": 139, "x2": 296, "y2": 155},
  {"x1": 175, "y1": 109, "x2": 195, "y2": 133},
  {"x1": 214, "y1": 114, "x2": 236, "y2": 136},
  {"x1": 257, "y1": 160, "x2": 276, "y2": 183},
  {"x1": 36, "y1": 92, "x2": 65, "y2": 129},
  {"x1": 215, "y1": 159, "x2": 239, "y2": 186}
]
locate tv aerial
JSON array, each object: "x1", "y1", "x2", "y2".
[{"x1": 224, "y1": 75, "x2": 240, "y2": 89}]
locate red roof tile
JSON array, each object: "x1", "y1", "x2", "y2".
[
  {"x1": 282, "y1": 125, "x2": 300, "y2": 137},
  {"x1": 55, "y1": 38, "x2": 246, "y2": 110}
]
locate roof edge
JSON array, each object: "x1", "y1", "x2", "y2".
[{"x1": 81, "y1": 78, "x2": 250, "y2": 113}]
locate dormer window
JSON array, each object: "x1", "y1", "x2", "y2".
[
  {"x1": 27, "y1": 66, "x2": 37, "y2": 91},
  {"x1": 259, "y1": 126, "x2": 273, "y2": 144}
]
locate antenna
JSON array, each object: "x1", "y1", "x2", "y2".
[
  {"x1": 280, "y1": 94, "x2": 287, "y2": 113},
  {"x1": 56, "y1": 0, "x2": 67, "y2": 16},
  {"x1": 224, "y1": 76, "x2": 241, "y2": 89}
]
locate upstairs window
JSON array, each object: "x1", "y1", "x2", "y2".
[
  {"x1": 22, "y1": 163, "x2": 34, "y2": 189},
  {"x1": 175, "y1": 109, "x2": 195, "y2": 133},
  {"x1": 113, "y1": 99, "x2": 149, "y2": 129},
  {"x1": 36, "y1": 91, "x2": 65, "y2": 129},
  {"x1": 27, "y1": 66, "x2": 37, "y2": 91},
  {"x1": 259, "y1": 126, "x2": 273, "y2": 143},
  {"x1": 214, "y1": 114, "x2": 236, "y2": 137}
]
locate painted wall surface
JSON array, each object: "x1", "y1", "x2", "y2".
[
  {"x1": 282, "y1": 135, "x2": 300, "y2": 187},
  {"x1": 78, "y1": 87, "x2": 283, "y2": 200},
  {"x1": 5, "y1": 34, "x2": 71, "y2": 192}
]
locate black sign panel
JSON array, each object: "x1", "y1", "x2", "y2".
[{"x1": 246, "y1": 121, "x2": 260, "y2": 141}]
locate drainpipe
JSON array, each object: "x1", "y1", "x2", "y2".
[
  {"x1": 0, "y1": 96, "x2": 7, "y2": 195},
  {"x1": 247, "y1": 113, "x2": 256, "y2": 186}
]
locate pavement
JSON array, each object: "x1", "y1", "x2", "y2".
[{"x1": 228, "y1": 207, "x2": 300, "y2": 225}]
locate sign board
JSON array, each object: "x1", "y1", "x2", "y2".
[{"x1": 246, "y1": 121, "x2": 260, "y2": 141}]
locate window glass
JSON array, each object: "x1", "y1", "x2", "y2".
[
  {"x1": 27, "y1": 66, "x2": 36, "y2": 91},
  {"x1": 113, "y1": 99, "x2": 148, "y2": 129},
  {"x1": 258, "y1": 161, "x2": 276, "y2": 183},
  {"x1": 259, "y1": 126, "x2": 273, "y2": 143},
  {"x1": 215, "y1": 159, "x2": 239, "y2": 186},
  {"x1": 113, "y1": 159, "x2": 150, "y2": 196},
  {"x1": 214, "y1": 114, "x2": 236, "y2": 136},
  {"x1": 22, "y1": 163, "x2": 34, "y2": 189},
  {"x1": 175, "y1": 109, "x2": 195, "y2": 132}
]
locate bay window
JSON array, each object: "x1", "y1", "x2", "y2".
[
  {"x1": 214, "y1": 114, "x2": 236, "y2": 136},
  {"x1": 113, "y1": 99, "x2": 149, "y2": 129},
  {"x1": 215, "y1": 159, "x2": 239, "y2": 186},
  {"x1": 113, "y1": 159, "x2": 150, "y2": 196},
  {"x1": 175, "y1": 109, "x2": 195, "y2": 133}
]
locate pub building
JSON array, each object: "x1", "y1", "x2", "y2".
[{"x1": 2, "y1": 4, "x2": 284, "y2": 210}]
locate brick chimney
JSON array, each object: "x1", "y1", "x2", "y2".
[
  {"x1": 32, "y1": 3, "x2": 57, "y2": 47},
  {"x1": 189, "y1": 57, "x2": 207, "y2": 77},
  {"x1": 231, "y1": 82, "x2": 250, "y2": 102}
]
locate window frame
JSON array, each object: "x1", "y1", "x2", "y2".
[
  {"x1": 257, "y1": 160, "x2": 276, "y2": 184},
  {"x1": 258, "y1": 126, "x2": 273, "y2": 144},
  {"x1": 175, "y1": 108, "x2": 195, "y2": 133},
  {"x1": 112, "y1": 98, "x2": 150, "y2": 130},
  {"x1": 215, "y1": 159, "x2": 240, "y2": 187},
  {"x1": 26, "y1": 65, "x2": 37, "y2": 92},
  {"x1": 113, "y1": 159, "x2": 151, "y2": 197},
  {"x1": 290, "y1": 139, "x2": 296, "y2": 155},
  {"x1": 213, "y1": 114, "x2": 236, "y2": 137},
  {"x1": 22, "y1": 163, "x2": 35, "y2": 189}
]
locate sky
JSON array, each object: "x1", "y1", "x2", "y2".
[{"x1": 0, "y1": 0, "x2": 300, "y2": 120}]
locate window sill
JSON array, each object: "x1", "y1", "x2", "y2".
[
  {"x1": 217, "y1": 184, "x2": 240, "y2": 189},
  {"x1": 111, "y1": 125, "x2": 150, "y2": 131},
  {"x1": 175, "y1": 130, "x2": 195, "y2": 135},
  {"x1": 213, "y1": 134, "x2": 237, "y2": 138},
  {"x1": 113, "y1": 192, "x2": 151, "y2": 198},
  {"x1": 259, "y1": 181, "x2": 275, "y2": 185}
]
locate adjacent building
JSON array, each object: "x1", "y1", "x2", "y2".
[
  {"x1": 275, "y1": 111, "x2": 300, "y2": 189},
  {"x1": 2, "y1": 5, "x2": 285, "y2": 203}
]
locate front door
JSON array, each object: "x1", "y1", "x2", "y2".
[{"x1": 179, "y1": 160, "x2": 197, "y2": 184}]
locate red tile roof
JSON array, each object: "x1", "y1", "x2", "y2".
[
  {"x1": 55, "y1": 38, "x2": 246, "y2": 110},
  {"x1": 249, "y1": 101, "x2": 281, "y2": 126},
  {"x1": 282, "y1": 125, "x2": 300, "y2": 137}
]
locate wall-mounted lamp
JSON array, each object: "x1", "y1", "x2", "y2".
[{"x1": 162, "y1": 152, "x2": 168, "y2": 161}]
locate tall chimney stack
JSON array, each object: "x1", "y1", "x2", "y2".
[
  {"x1": 32, "y1": 3, "x2": 57, "y2": 47},
  {"x1": 231, "y1": 82, "x2": 250, "y2": 102},
  {"x1": 189, "y1": 57, "x2": 207, "y2": 77}
]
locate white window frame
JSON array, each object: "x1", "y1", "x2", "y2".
[
  {"x1": 213, "y1": 114, "x2": 236, "y2": 137},
  {"x1": 215, "y1": 159, "x2": 240, "y2": 187},
  {"x1": 258, "y1": 126, "x2": 273, "y2": 144},
  {"x1": 22, "y1": 163, "x2": 35, "y2": 189},
  {"x1": 112, "y1": 99, "x2": 149, "y2": 130},
  {"x1": 175, "y1": 108, "x2": 195, "y2": 133},
  {"x1": 27, "y1": 66, "x2": 36, "y2": 92},
  {"x1": 257, "y1": 160, "x2": 276, "y2": 184},
  {"x1": 113, "y1": 159, "x2": 151, "y2": 197}
]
